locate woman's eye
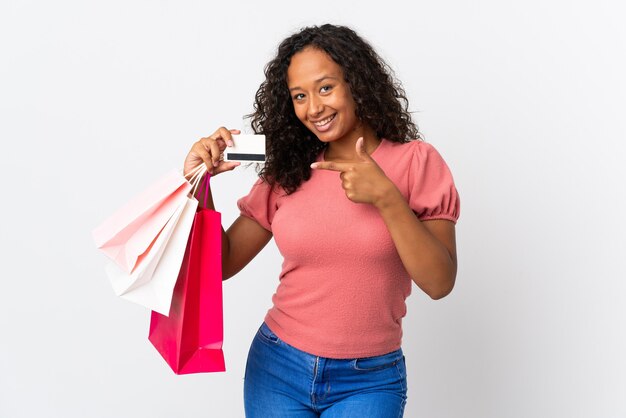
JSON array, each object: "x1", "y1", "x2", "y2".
[
  {"x1": 293, "y1": 93, "x2": 305, "y2": 100},
  {"x1": 320, "y1": 85, "x2": 332, "y2": 93}
]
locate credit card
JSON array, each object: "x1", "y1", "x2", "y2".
[{"x1": 224, "y1": 134, "x2": 266, "y2": 163}]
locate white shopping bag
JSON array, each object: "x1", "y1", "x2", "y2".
[
  {"x1": 94, "y1": 164, "x2": 208, "y2": 313},
  {"x1": 92, "y1": 169, "x2": 192, "y2": 274},
  {"x1": 106, "y1": 196, "x2": 199, "y2": 315}
]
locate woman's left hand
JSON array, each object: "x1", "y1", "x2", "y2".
[{"x1": 310, "y1": 137, "x2": 399, "y2": 208}]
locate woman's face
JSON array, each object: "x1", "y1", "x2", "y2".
[{"x1": 287, "y1": 47, "x2": 361, "y2": 145}]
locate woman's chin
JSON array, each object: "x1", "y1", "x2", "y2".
[{"x1": 312, "y1": 131, "x2": 341, "y2": 143}]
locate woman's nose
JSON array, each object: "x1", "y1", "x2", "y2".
[{"x1": 308, "y1": 96, "x2": 324, "y2": 117}]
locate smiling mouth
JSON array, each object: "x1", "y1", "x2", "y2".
[{"x1": 313, "y1": 114, "x2": 336, "y2": 127}]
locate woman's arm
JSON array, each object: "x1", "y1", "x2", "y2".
[
  {"x1": 198, "y1": 182, "x2": 272, "y2": 281},
  {"x1": 184, "y1": 126, "x2": 273, "y2": 281},
  {"x1": 310, "y1": 137, "x2": 458, "y2": 299},
  {"x1": 376, "y1": 189, "x2": 457, "y2": 299},
  {"x1": 223, "y1": 215, "x2": 273, "y2": 281}
]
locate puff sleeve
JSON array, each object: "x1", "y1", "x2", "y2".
[
  {"x1": 236, "y1": 178, "x2": 282, "y2": 231},
  {"x1": 408, "y1": 141, "x2": 460, "y2": 223}
]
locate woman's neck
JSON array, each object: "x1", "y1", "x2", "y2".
[{"x1": 324, "y1": 126, "x2": 380, "y2": 162}]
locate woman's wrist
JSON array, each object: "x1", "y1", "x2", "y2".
[{"x1": 373, "y1": 182, "x2": 405, "y2": 212}]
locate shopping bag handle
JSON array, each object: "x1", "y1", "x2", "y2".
[
  {"x1": 199, "y1": 171, "x2": 211, "y2": 209},
  {"x1": 185, "y1": 164, "x2": 211, "y2": 208}
]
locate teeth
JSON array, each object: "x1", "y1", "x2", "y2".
[{"x1": 314, "y1": 114, "x2": 335, "y2": 126}]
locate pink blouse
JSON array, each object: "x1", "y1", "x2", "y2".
[{"x1": 237, "y1": 139, "x2": 460, "y2": 358}]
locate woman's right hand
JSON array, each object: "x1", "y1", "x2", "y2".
[{"x1": 184, "y1": 127, "x2": 242, "y2": 178}]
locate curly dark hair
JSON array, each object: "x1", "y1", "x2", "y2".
[{"x1": 247, "y1": 23, "x2": 421, "y2": 195}]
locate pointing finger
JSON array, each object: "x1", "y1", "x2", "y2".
[{"x1": 310, "y1": 161, "x2": 352, "y2": 172}]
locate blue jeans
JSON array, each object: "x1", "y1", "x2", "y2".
[{"x1": 243, "y1": 322, "x2": 407, "y2": 417}]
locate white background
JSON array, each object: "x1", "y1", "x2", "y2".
[{"x1": 1, "y1": 0, "x2": 625, "y2": 417}]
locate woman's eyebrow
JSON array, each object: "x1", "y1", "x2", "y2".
[{"x1": 289, "y1": 76, "x2": 340, "y2": 92}]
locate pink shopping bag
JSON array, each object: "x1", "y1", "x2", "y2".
[{"x1": 148, "y1": 175, "x2": 225, "y2": 374}]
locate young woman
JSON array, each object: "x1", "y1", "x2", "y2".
[{"x1": 183, "y1": 24, "x2": 460, "y2": 418}]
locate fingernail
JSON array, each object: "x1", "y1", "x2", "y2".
[
  {"x1": 228, "y1": 140, "x2": 234, "y2": 147},
  {"x1": 310, "y1": 163, "x2": 317, "y2": 168},
  {"x1": 213, "y1": 161, "x2": 219, "y2": 167}
]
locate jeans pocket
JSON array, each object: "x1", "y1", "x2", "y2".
[
  {"x1": 353, "y1": 348, "x2": 403, "y2": 371},
  {"x1": 257, "y1": 322, "x2": 281, "y2": 344}
]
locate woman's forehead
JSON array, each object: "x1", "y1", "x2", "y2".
[{"x1": 287, "y1": 47, "x2": 343, "y2": 85}]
